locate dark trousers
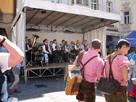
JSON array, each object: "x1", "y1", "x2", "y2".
[
  {"x1": 0, "y1": 70, "x2": 5, "y2": 101},
  {"x1": 26, "y1": 50, "x2": 32, "y2": 62},
  {"x1": 105, "y1": 86, "x2": 128, "y2": 102},
  {"x1": 52, "y1": 51, "x2": 61, "y2": 63},
  {"x1": 48, "y1": 54, "x2": 53, "y2": 63},
  {"x1": 76, "y1": 80, "x2": 96, "y2": 102}
]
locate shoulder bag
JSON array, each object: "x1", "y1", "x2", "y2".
[{"x1": 97, "y1": 54, "x2": 120, "y2": 95}]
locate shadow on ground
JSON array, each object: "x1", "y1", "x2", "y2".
[{"x1": 10, "y1": 76, "x2": 136, "y2": 102}]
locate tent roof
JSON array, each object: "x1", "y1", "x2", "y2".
[
  {"x1": 124, "y1": 31, "x2": 136, "y2": 40},
  {"x1": 108, "y1": 31, "x2": 136, "y2": 47},
  {"x1": 12, "y1": 0, "x2": 121, "y2": 33}
]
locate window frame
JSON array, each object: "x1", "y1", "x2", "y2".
[
  {"x1": 106, "y1": 1, "x2": 113, "y2": 13},
  {"x1": 124, "y1": 11, "x2": 130, "y2": 24},
  {"x1": 91, "y1": 0, "x2": 98, "y2": 10}
]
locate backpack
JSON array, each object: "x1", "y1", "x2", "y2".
[{"x1": 129, "y1": 54, "x2": 135, "y2": 66}]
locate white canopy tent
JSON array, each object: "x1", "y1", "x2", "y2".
[{"x1": 11, "y1": 0, "x2": 121, "y2": 82}]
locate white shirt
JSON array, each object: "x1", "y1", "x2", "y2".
[
  {"x1": 80, "y1": 44, "x2": 84, "y2": 50},
  {"x1": 42, "y1": 43, "x2": 51, "y2": 54},
  {"x1": 52, "y1": 43, "x2": 57, "y2": 51},
  {"x1": 68, "y1": 44, "x2": 73, "y2": 51},
  {"x1": 74, "y1": 44, "x2": 80, "y2": 50},
  {"x1": 25, "y1": 44, "x2": 32, "y2": 52},
  {"x1": 0, "y1": 53, "x2": 10, "y2": 73}
]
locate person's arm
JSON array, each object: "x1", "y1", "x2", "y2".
[
  {"x1": 48, "y1": 45, "x2": 51, "y2": 53},
  {"x1": 27, "y1": 44, "x2": 32, "y2": 51},
  {"x1": 75, "y1": 45, "x2": 78, "y2": 50},
  {"x1": 120, "y1": 65, "x2": 129, "y2": 82},
  {"x1": 0, "y1": 36, "x2": 24, "y2": 67}
]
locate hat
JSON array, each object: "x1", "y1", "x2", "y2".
[{"x1": 131, "y1": 78, "x2": 136, "y2": 82}]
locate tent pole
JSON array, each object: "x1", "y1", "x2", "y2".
[
  {"x1": 82, "y1": 29, "x2": 85, "y2": 41},
  {"x1": 22, "y1": 7, "x2": 27, "y2": 84}
]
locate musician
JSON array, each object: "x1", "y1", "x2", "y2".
[
  {"x1": 74, "y1": 40, "x2": 80, "y2": 56},
  {"x1": 25, "y1": 36, "x2": 32, "y2": 62},
  {"x1": 42, "y1": 39, "x2": 52, "y2": 64},
  {"x1": 68, "y1": 41, "x2": 74, "y2": 52},
  {"x1": 52, "y1": 39, "x2": 60, "y2": 63},
  {"x1": 59, "y1": 40, "x2": 69, "y2": 62},
  {"x1": 28, "y1": 39, "x2": 32, "y2": 48},
  {"x1": 80, "y1": 41, "x2": 85, "y2": 51},
  {"x1": 84, "y1": 40, "x2": 90, "y2": 51}
]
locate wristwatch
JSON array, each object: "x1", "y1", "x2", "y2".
[{"x1": 0, "y1": 37, "x2": 6, "y2": 46}]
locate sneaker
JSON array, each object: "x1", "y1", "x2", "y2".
[
  {"x1": 14, "y1": 89, "x2": 21, "y2": 93},
  {"x1": 8, "y1": 89, "x2": 13, "y2": 95}
]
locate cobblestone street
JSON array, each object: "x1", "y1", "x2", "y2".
[{"x1": 8, "y1": 76, "x2": 136, "y2": 102}]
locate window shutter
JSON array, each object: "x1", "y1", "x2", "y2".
[
  {"x1": 98, "y1": 0, "x2": 102, "y2": 10},
  {"x1": 112, "y1": 2, "x2": 115, "y2": 13},
  {"x1": 120, "y1": 12, "x2": 124, "y2": 24},
  {"x1": 62, "y1": 0, "x2": 67, "y2": 4},
  {"x1": 102, "y1": 0, "x2": 106, "y2": 12},
  {"x1": 129, "y1": 10, "x2": 132, "y2": 24}
]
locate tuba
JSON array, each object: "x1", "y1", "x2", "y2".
[
  {"x1": 32, "y1": 35, "x2": 39, "y2": 55},
  {"x1": 32, "y1": 35, "x2": 39, "y2": 48}
]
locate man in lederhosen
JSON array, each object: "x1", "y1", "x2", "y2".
[{"x1": 42, "y1": 39, "x2": 53, "y2": 64}]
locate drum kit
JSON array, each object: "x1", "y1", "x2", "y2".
[{"x1": 26, "y1": 35, "x2": 45, "y2": 67}]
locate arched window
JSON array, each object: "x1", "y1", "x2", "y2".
[
  {"x1": 106, "y1": 1, "x2": 113, "y2": 13},
  {"x1": 91, "y1": 0, "x2": 98, "y2": 10}
]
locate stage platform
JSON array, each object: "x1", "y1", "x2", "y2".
[{"x1": 24, "y1": 62, "x2": 72, "y2": 83}]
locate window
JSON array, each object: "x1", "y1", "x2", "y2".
[
  {"x1": 76, "y1": 0, "x2": 82, "y2": 4},
  {"x1": 106, "y1": 1, "x2": 113, "y2": 13},
  {"x1": 124, "y1": 11, "x2": 130, "y2": 24},
  {"x1": 51, "y1": 0, "x2": 60, "y2": 3},
  {"x1": 91, "y1": 0, "x2": 98, "y2": 10},
  {"x1": 71, "y1": 0, "x2": 88, "y2": 6},
  {"x1": 72, "y1": 0, "x2": 74, "y2": 4}
]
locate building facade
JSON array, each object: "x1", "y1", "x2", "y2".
[
  {"x1": 0, "y1": 0, "x2": 16, "y2": 40},
  {"x1": 108, "y1": 0, "x2": 135, "y2": 38}
]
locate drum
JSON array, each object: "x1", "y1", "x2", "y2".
[
  {"x1": 33, "y1": 51, "x2": 39, "y2": 55},
  {"x1": 64, "y1": 65, "x2": 82, "y2": 95},
  {"x1": 35, "y1": 54, "x2": 44, "y2": 62}
]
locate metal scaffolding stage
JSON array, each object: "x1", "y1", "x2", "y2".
[{"x1": 24, "y1": 62, "x2": 70, "y2": 83}]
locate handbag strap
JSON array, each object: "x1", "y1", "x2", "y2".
[
  {"x1": 100, "y1": 61, "x2": 106, "y2": 76},
  {"x1": 109, "y1": 54, "x2": 119, "y2": 81},
  {"x1": 80, "y1": 55, "x2": 97, "y2": 80}
]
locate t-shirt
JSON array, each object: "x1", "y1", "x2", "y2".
[{"x1": 0, "y1": 53, "x2": 10, "y2": 73}]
